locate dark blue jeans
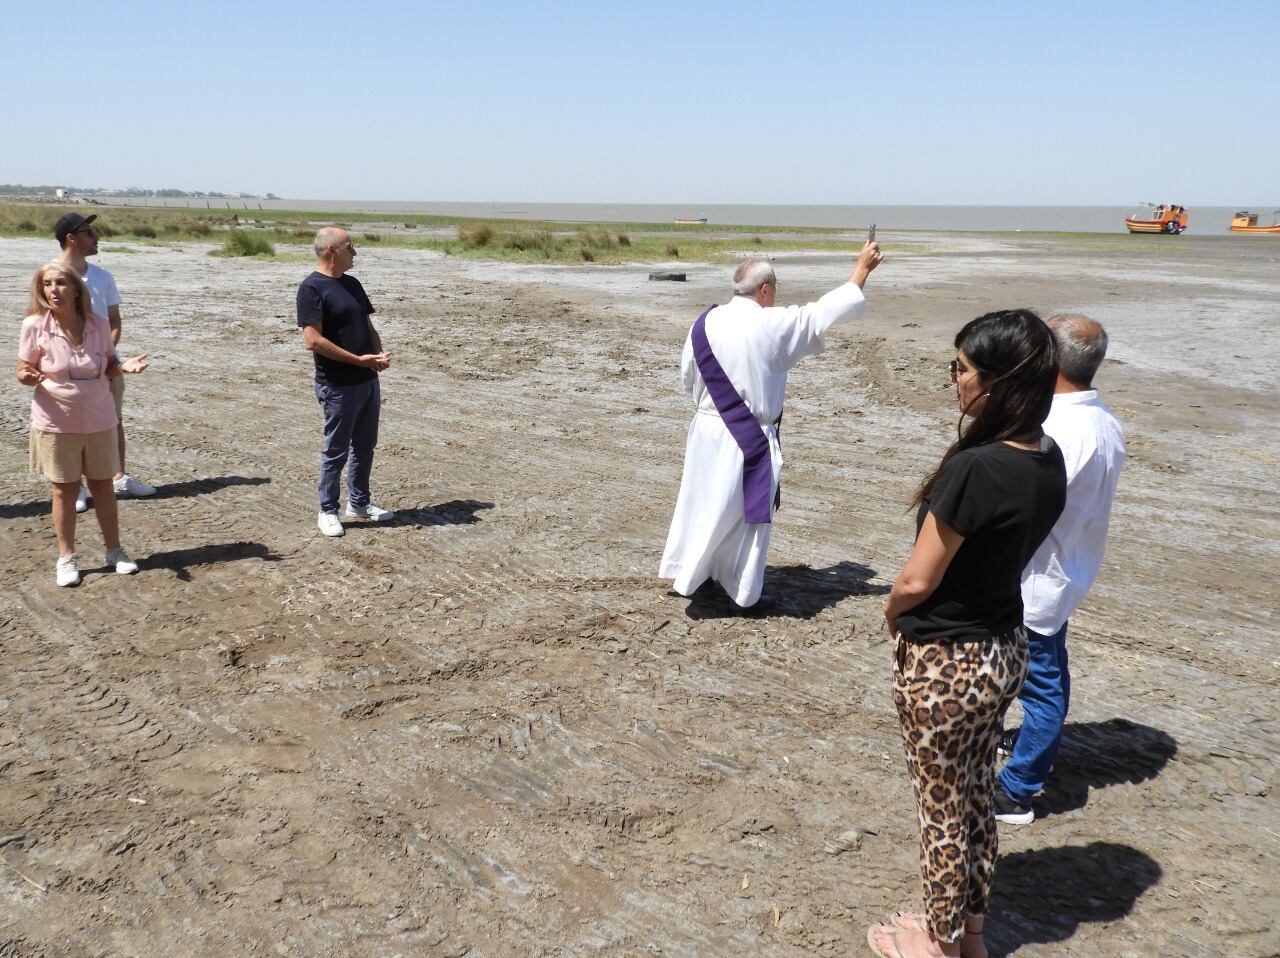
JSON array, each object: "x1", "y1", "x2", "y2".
[
  {"x1": 998, "y1": 622, "x2": 1070, "y2": 805},
  {"x1": 315, "y1": 378, "x2": 380, "y2": 514}
]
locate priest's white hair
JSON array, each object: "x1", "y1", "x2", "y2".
[{"x1": 733, "y1": 259, "x2": 776, "y2": 297}]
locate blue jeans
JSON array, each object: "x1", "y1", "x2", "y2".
[
  {"x1": 315, "y1": 378, "x2": 380, "y2": 514},
  {"x1": 998, "y1": 622, "x2": 1070, "y2": 805}
]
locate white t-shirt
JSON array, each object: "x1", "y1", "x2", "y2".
[
  {"x1": 80, "y1": 262, "x2": 122, "y2": 319},
  {"x1": 1021, "y1": 390, "x2": 1126, "y2": 634}
]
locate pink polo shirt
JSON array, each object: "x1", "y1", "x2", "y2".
[{"x1": 19, "y1": 311, "x2": 119, "y2": 434}]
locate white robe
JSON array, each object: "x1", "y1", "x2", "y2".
[{"x1": 659, "y1": 283, "x2": 868, "y2": 606}]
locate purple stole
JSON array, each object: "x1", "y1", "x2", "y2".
[{"x1": 691, "y1": 305, "x2": 779, "y2": 525}]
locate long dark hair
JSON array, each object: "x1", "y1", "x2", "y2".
[{"x1": 912, "y1": 309, "x2": 1058, "y2": 507}]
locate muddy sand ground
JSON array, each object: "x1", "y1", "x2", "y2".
[{"x1": 0, "y1": 233, "x2": 1276, "y2": 957}]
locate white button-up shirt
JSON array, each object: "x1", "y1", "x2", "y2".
[{"x1": 1021, "y1": 390, "x2": 1126, "y2": 634}]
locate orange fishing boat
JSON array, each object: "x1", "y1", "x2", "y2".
[
  {"x1": 1229, "y1": 210, "x2": 1280, "y2": 234},
  {"x1": 1124, "y1": 203, "x2": 1188, "y2": 234}
]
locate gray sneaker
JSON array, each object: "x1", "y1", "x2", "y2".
[
  {"x1": 317, "y1": 512, "x2": 345, "y2": 537},
  {"x1": 75, "y1": 484, "x2": 90, "y2": 514},
  {"x1": 994, "y1": 783, "x2": 1034, "y2": 826}
]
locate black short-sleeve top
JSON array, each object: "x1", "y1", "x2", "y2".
[
  {"x1": 296, "y1": 272, "x2": 377, "y2": 387},
  {"x1": 896, "y1": 439, "x2": 1067, "y2": 643}
]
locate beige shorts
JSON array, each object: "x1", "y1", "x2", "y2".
[
  {"x1": 29, "y1": 428, "x2": 120, "y2": 484},
  {"x1": 109, "y1": 374, "x2": 125, "y2": 420}
]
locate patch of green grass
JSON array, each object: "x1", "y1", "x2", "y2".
[
  {"x1": 458, "y1": 223, "x2": 494, "y2": 247},
  {"x1": 214, "y1": 229, "x2": 276, "y2": 257}
]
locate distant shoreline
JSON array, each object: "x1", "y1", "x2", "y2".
[
  {"x1": 73, "y1": 198, "x2": 1280, "y2": 236},
  {"x1": 2, "y1": 196, "x2": 1273, "y2": 241}
]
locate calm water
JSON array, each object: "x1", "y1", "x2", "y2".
[{"x1": 103, "y1": 199, "x2": 1276, "y2": 236}]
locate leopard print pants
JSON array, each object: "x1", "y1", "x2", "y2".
[{"x1": 892, "y1": 628, "x2": 1029, "y2": 943}]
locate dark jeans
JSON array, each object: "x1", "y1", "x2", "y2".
[
  {"x1": 998, "y1": 622, "x2": 1070, "y2": 805},
  {"x1": 315, "y1": 378, "x2": 380, "y2": 514}
]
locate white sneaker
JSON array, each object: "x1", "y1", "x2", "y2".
[
  {"x1": 105, "y1": 547, "x2": 139, "y2": 575},
  {"x1": 114, "y1": 475, "x2": 156, "y2": 497},
  {"x1": 345, "y1": 502, "x2": 395, "y2": 522},
  {"x1": 317, "y1": 511, "x2": 345, "y2": 537},
  {"x1": 55, "y1": 554, "x2": 81, "y2": 587},
  {"x1": 75, "y1": 484, "x2": 90, "y2": 514}
]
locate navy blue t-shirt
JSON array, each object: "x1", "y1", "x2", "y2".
[
  {"x1": 296, "y1": 272, "x2": 377, "y2": 387},
  {"x1": 896, "y1": 439, "x2": 1067, "y2": 643}
]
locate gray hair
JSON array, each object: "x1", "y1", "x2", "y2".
[
  {"x1": 733, "y1": 259, "x2": 776, "y2": 297},
  {"x1": 314, "y1": 227, "x2": 348, "y2": 257},
  {"x1": 1047, "y1": 313, "x2": 1108, "y2": 386}
]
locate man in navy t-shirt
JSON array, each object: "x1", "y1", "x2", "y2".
[{"x1": 297, "y1": 228, "x2": 394, "y2": 536}]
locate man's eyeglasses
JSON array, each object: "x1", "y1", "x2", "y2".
[{"x1": 76, "y1": 227, "x2": 98, "y2": 238}]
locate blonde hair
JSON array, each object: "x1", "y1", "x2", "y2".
[{"x1": 29, "y1": 262, "x2": 91, "y2": 325}]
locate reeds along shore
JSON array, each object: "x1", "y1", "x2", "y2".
[{"x1": 0, "y1": 200, "x2": 896, "y2": 264}]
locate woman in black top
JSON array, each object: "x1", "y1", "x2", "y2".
[{"x1": 869, "y1": 310, "x2": 1066, "y2": 958}]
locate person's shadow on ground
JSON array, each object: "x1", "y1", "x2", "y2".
[
  {"x1": 376, "y1": 499, "x2": 495, "y2": 528},
  {"x1": 1029, "y1": 718, "x2": 1178, "y2": 819},
  {"x1": 985, "y1": 841, "x2": 1162, "y2": 956},
  {"x1": 0, "y1": 499, "x2": 52, "y2": 520},
  {"x1": 682, "y1": 561, "x2": 888, "y2": 621},
  {"x1": 141, "y1": 541, "x2": 284, "y2": 582},
  {"x1": 147, "y1": 476, "x2": 271, "y2": 501},
  {"x1": 0, "y1": 476, "x2": 272, "y2": 520}
]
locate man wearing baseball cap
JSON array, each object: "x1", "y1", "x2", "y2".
[{"x1": 56, "y1": 212, "x2": 156, "y2": 512}]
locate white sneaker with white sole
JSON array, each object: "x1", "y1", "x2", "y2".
[
  {"x1": 114, "y1": 475, "x2": 156, "y2": 497},
  {"x1": 56, "y1": 554, "x2": 81, "y2": 587},
  {"x1": 345, "y1": 502, "x2": 394, "y2": 522},
  {"x1": 105, "y1": 547, "x2": 139, "y2": 575},
  {"x1": 75, "y1": 484, "x2": 90, "y2": 514},
  {"x1": 317, "y1": 512, "x2": 345, "y2": 537}
]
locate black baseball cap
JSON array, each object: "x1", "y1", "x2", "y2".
[{"x1": 55, "y1": 212, "x2": 98, "y2": 245}]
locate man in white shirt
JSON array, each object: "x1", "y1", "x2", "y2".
[
  {"x1": 659, "y1": 242, "x2": 882, "y2": 609},
  {"x1": 55, "y1": 213, "x2": 156, "y2": 512},
  {"x1": 995, "y1": 314, "x2": 1126, "y2": 824}
]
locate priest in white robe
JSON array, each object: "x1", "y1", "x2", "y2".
[{"x1": 659, "y1": 243, "x2": 883, "y2": 608}]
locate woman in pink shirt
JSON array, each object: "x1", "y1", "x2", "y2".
[{"x1": 16, "y1": 262, "x2": 149, "y2": 586}]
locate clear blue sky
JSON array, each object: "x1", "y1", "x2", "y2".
[{"x1": 4, "y1": 0, "x2": 1276, "y2": 205}]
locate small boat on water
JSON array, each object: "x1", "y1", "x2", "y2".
[
  {"x1": 1125, "y1": 203, "x2": 1188, "y2": 234},
  {"x1": 1229, "y1": 210, "x2": 1280, "y2": 234},
  {"x1": 674, "y1": 217, "x2": 708, "y2": 224}
]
